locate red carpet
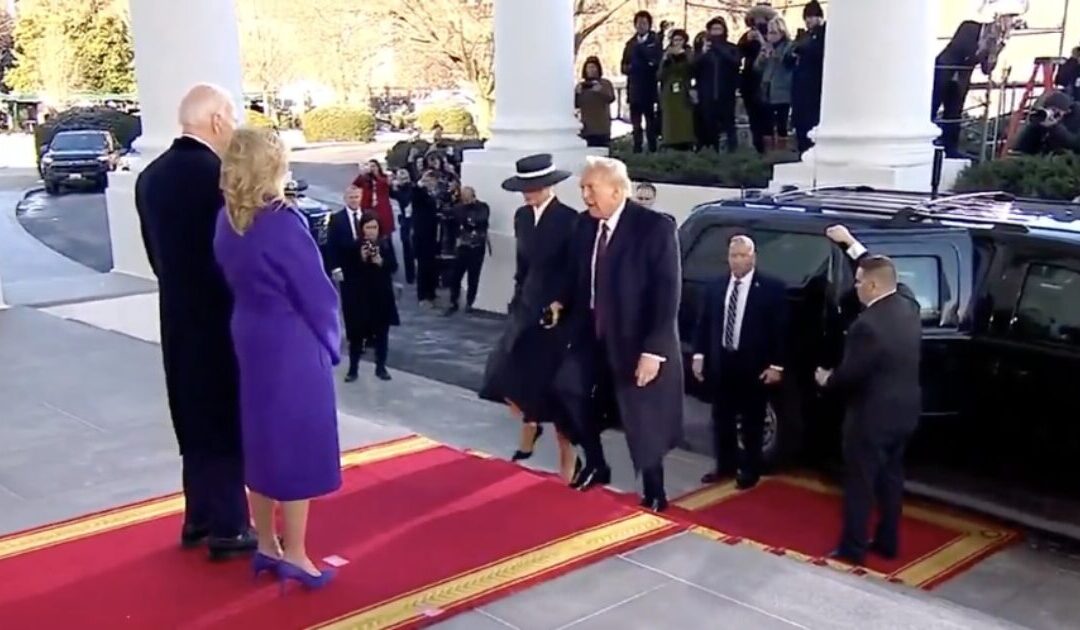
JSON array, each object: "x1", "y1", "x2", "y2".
[
  {"x1": 668, "y1": 474, "x2": 1018, "y2": 588},
  {"x1": 0, "y1": 437, "x2": 679, "y2": 629}
]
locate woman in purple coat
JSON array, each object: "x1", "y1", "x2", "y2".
[{"x1": 214, "y1": 128, "x2": 342, "y2": 590}]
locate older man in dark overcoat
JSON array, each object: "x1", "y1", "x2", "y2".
[
  {"x1": 135, "y1": 84, "x2": 254, "y2": 560},
  {"x1": 549, "y1": 156, "x2": 684, "y2": 511}
]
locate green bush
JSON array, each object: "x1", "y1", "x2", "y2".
[
  {"x1": 299, "y1": 106, "x2": 376, "y2": 142},
  {"x1": 610, "y1": 136, "x2": 798, "y2": 188},
  {"x1": 244, "y1": 109, "x2": 275, "y2": 129},
  {"x1": 415, "y1": 103, "x2": 475, "y2": 135},
  {"x1": 953, "y1": 153, "x2": 1080, "y2": 200},
  {"x1": 34, "y1": 106, "x2": 141, "y2": 156}
]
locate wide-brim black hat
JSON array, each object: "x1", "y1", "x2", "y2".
[{"x1": 501, "y1": 153, "x2": 572, "y2": 192}]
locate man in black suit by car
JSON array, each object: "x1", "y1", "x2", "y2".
[
  {"x1": 548, "y1": 156, "x2": 684, "y2": 511},
  {"x1": 815, "y1": 255, "x2": 922, "y2": 565},
  {"x1": 135, "y1": 84, "x2": 255, "y2": 560},
  {"x1": 692, "y1": 235, "x2": 788, "y2": 489}
]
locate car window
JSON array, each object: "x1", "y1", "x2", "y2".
[
  {"x1": 50, "y1": 133, "x2": 107, "y2": 151},
  {"x1": 1013, "y1": 264, "x2": 1080, "y2": 348},
  {"x1": 892, "y1": 256, "x2": 943, "y2": 323},
  {"x1": 683, "y1": 226, "x2": 832, "y2": 287}
]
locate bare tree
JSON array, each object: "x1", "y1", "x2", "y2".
[
  {"x1": 235, "y1": 0, "x2": 300, "y2": 116},
  {"x1": 386, "y1": 0, "x2": 632, "y2": 132},
  {"x1": 293, "y1": 0, "x2": 380, "y2": 106}
]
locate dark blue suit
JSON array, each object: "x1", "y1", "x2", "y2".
[{"x1": 693, "y1": 271, "x2": 787, "y2": 480}]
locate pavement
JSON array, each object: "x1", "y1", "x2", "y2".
[{"x1": 3, "y1": 153, "x2": 1080, "y2": 628}]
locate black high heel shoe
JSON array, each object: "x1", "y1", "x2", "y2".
[{"x1": 511, "y1": 424, "x2": 544, "y2": 461}]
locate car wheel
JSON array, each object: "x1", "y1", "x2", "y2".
[
  {"x1": 44, "y1": 181, "x2": 61, "y2": 195},
  {"x1": 761, "y1": 380, "x2": 805, "y2": 469}
]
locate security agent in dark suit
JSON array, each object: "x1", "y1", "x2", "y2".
[
  {"x1": 621, "y1": 10, "x2": 664, "y2": 153},
  {"x1": 815, "y1": 256, "x2": 922, "y2": 565},
  {"x1": 134, "y1": 84, "x2": 255, "y2": 559},
  {"x1": 547, "y1": 156, "x2": 684, "y2": 511},
  {"x1": 691, "y1": 235, "x2": 788, "y2": 489}
]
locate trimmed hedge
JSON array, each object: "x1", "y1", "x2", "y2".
[
  {"x1": 415, "y1": 103, "x2": 475, "y2": 135},
  {"x1": 300, "y1": 106, "x2": 376, "y2": 143},
  {"x1": 953, "y1": 153, "x2": 1080, "y2": 201},
  {"x1": 35, "y1": 106, "x2": 141, "y2": 156},
  {"x1": 244, "y1": 109, "x2": 275, "y2": 129},
  {"x1": 611, "y1": 136, "x2": 798, "y2": 189}
]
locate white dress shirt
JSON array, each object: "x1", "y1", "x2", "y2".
[
  {"x1": 181, "y1": 132, "x2": 217, "y2": 156},
  {"x1": 591, "y1": 201, "x2": 665, "y2": 364},
  {"x1": 532, "y1": 194, "x2": 555, "y2": 226},
  {"x1": 693, "y1": 268, "x2": 782, "y2": 372}
]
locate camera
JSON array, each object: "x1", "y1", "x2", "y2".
[{"x1": 1029, "y1": 108, "x2": 1050, "y2": 124}]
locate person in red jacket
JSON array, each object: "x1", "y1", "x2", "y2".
[{"x1": 352, "y1": 160, "x2": 396, "y2": 236}]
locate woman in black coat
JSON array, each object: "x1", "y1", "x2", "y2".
[{"x1": 345, "y1": 213, "x2": 400, "y2": 382}]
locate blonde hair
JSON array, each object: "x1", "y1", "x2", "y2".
[
  {"x1": 767, "y1": 16, "x2": 790, "y2": 40},
  {"x1": 221, "y1": 127, "x2": 288, "y2": 234}
]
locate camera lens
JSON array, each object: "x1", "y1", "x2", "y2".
[{"x1": 1030, "y1": 109, "x2": 1048, "y2": 124}]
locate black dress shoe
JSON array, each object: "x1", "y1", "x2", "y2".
[
  {"x1": 868, "y1": 540, "x2": 898, "y2": 560},
  {"x1": 207, "y1": 528, "x2": 258, "y2": 562},
  {"x1": 344, "y1": 369, "x2": 359, "y2": 383},
  {"x1": 572, "y1": 465, "x2": 611, "y2": 491},
  {"x1": 700, "y1": 469, "x2": 735, "y2": 484},
  {"x1": 568, "y1": 456, "x2": 584, "y2": 487},
  {"x1": 375, "y1": 367, "x2": 392, "y2": 381},
  {"x1": 827, "y1": 549, "x2": 864, "y2": 566},
  {"x1": 639, "y1": 496, "x2": 669, "y2": 512},
  {"x1": 180, "y1": 524, "x2": 209, "y2": 548},
  {"x1": 735, "y1": 474, "x2": 759, "y2": 490}
]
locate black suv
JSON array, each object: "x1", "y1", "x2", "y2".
[
  {"x1": 40, "y1": 130, "x2": 122, "y2": 194},
  {"x1": 679, "y1": 188, "x2": 1080, "y2": 495},
  {"x1": 285, "y1": 179, "x2": 333, "y2": 258}
]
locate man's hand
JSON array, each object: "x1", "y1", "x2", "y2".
[
  {"x1": 541, "y1": 301, "x2": 563, "y2": 328},
  {"x1": 636, "y1": 354, "x2": 662, "y2": 387},
  {"x1": 331, "y1": 268, "x2": 344, "y2": 283},
  {"x1": 814, "y1": 367, "x2": 832, "y2": 387},
  {"x1": 760, "y1": 367, "x2": 782, "y2": 386},
  {"x1": 825, "y1": 225, "x2": 854, "y2": 247},
  {"x1": 692, "y1": 355, "x2": 705, "y2": 382}
]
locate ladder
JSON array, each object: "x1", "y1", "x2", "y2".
[{"x1": 998, "y1": 56, "x2": 1063, "y2": 156}]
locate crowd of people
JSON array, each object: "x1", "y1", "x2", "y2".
[{"x1": 589, "y1": 3, "x2": 826, "y2": 154}]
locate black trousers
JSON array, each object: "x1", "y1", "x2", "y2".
[
  {"x1": 931, "y1": 72, "x2": 969, "y2": 158},
  {"x1": 766, "y1": 104, "x2": 791, "y2": 138},
  {"x1": 697, "y1": 101, "x2": 738, "y2": 152},
  {"x1": 744, "y1": 94, "x2": 770, "y2": 154},
  {"x1": 629, "y1": 101, "x2": 658, "y2": 153},
  {"x1": 398, "y1": 216, "x2": 416, "y2": 284},
  {"x1": 710, "y1": 350, "x2": 769, "y2": 480},
  {"x1": 416, "y1": 250, "x2": 438, "y2": 302},
  {"x1": 349, "y1": 329, "x2": 389, "y2": 372},
  {"x1": 839, "y1": 431, "x2": 910, "y2": 559},
  {"x1": 181, "y1": 451, "x2": 249, "y2": 538},
  {"x1": 581, "y1": 133, "x2": 611, "y2": 148},
  {"x1": 449, "y1": 245, "x2": 485, "y2": 307}
]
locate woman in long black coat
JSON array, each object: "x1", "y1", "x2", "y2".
[
  {"x1": 340, "y1": 213, "x2": 400, "y2": 382},
  {"x1": 479, "y1": 154, "x2": 581, "y2": 482}
]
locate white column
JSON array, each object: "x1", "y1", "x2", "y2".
[
  {"x1": 464, "y1": 0, "x2": 599, "y2": 313},
  {"x1": 107, "y1": 0, "x2": 245, "y2": 279},
  {"x1": 772, "y1": 0, "x2": 945, "y2": 192}
]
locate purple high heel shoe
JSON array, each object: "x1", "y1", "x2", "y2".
[
  {"x1": 277, "y1": 561, "x2": 336, "y2": 594},
  {"x1": 251, "y1": 552, "x2": 281, "y2": 581}
]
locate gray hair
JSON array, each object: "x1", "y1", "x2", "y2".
[
  {"x1": 729, "y1": 234, "x2": 756, "y2": 253},
  {"x1": 583, "y1": 155, "x2": 632, "y2": 194},
  {"x1": 177, "y1": 83, "x2": 235, "y2": 128}
]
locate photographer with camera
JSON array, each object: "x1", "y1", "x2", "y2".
[
  {"x1": 738, "y1": 3, "x2": 779, "y2": 154},
  {"x1": 576, "y1": 56, "x2": 617, "y2": 148},
  {"x1": 1013, "y1": 90, "x2": 1080, "y2": 156}
]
